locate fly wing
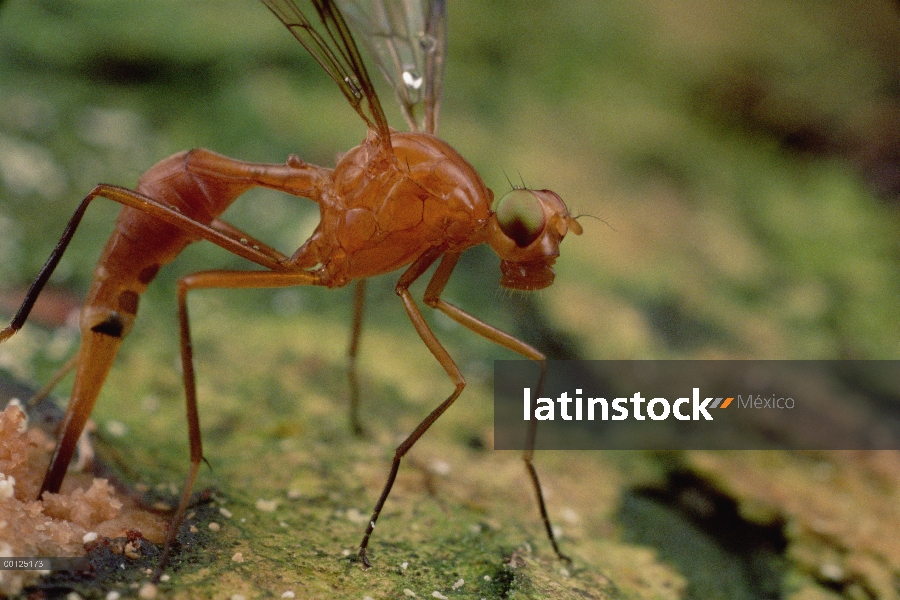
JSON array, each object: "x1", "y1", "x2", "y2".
[
  {"x1": 335, "y1": 0, "x2": 446, "y2": 135},
  {"x1": 262, "y1": 0, "x2": 393, "y2": 150}
]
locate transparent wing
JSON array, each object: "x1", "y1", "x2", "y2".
[
  {"x1": 261, "y1": 0, "x2": 393, "y2": 151},
  {"x1": 335, "y1": 0, "x2": 446, "y2": 135}
]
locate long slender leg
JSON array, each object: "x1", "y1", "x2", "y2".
[
  {"x1": 347, "y1": 279, "x2": 367, "y2": 436},
  {"x1": 423, "y1": 252, "x2": 569, "y2": 562},
  {"x1": 209, "y1": 218, "x2": 290, "y2": 265},
  {"x1": 1, "y1": 185, "x2": 292, "y2": 344},
  {"x1": 357, "y1": 247, "x2": 461, "y2": 568},
  {"x1": 155, "y1": 267, "x2": 323, "y2": 580},
  {"x1": 1, "y1": 192, "x2": 94, "y2": 343}
]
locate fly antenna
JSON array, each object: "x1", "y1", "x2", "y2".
[
  {"x1": 573, "y1": 212, "x2": 616, "y2": 232},
  {"x1": 501, "y1": 167, "x2": 515, "y2": 190}
]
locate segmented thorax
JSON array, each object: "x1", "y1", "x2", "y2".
[{"x1": 296, "y1": 131, "x2": 493, "y2": 287}]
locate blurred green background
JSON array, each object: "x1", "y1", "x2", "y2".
[
  {"x1": 1, "y1": 1, "x2": 899, "y2": 599},
  {"x1": 1, "y1": 0, "x2": 898, "y2": 364}
]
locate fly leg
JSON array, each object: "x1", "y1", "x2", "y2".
[
  {"x1": 26, "y1": 353, "x2": 104, "y2": 473},
  {"x1": 27, "y1": 352, "x2": 78, "y2": 408},
  {"x1": 347, "y1": 279, "x2": 367, "y2": 436},
  {"x1": 155, "y1": 267, "x2": 324, "y2": 580},
  {"x1": 25, "y1": 353, "x2": 101, "y2": 472},
  {"x1": 1, "y1": 184, "x2": 290, "y2": 347},
  {"x1": 422, "y1": 252, "x2": 570, "y2": 563},
  {"x1": 38, "y1": 323, "x2": 124, "y2": 494},
  {"x1": 24, "y1": 185, "x2": 300, "y2": 497},
  {"x1": 27, "y1": 352, "x2": 94, "y2": 471},
  {"x1": 356, "y1": 246, "x2": 460, "y2": 568}
]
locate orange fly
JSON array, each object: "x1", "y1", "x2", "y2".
[{"x1": 0, "y1": 0, "x2": 581, "y2": 571}]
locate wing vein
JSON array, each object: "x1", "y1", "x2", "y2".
[{"x1": 261, "y1": 0, "x2": 393, "y2": 149}]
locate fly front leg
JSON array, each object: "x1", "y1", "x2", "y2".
[
  {"x1": 356, "y1": 246, "x2": 467, "y2": 568},
  {"x1": 422, "y1": 252, "x2": 570, "y2": 563},
  {"x1": 156, "y1": 267, "x2": 324, "y2": 580}
]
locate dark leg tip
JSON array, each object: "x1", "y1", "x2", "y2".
[
  {"x1": 38, "y1": 473, "x2": 63, "y2": 500},
  {"x1": 356, "y1": 549, "x2": 372, "y2": 570},
  {"x1": 151, "y1": 566, "x2": 165, "y2": 584}
]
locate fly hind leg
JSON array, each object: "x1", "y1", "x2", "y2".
[
  {"x1": 39, "y1": 312, "x2": 129, "y2": 495},
  {"x1": 2, "y1": 151, "x2": 330, "y2": 344},
  {"x1": 1, "y1": 183, "x2": 294, "y2": 346}
]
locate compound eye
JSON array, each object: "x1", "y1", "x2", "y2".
[{"x1": 493, "y1": 189, "x2": 545, "y2": 248}]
